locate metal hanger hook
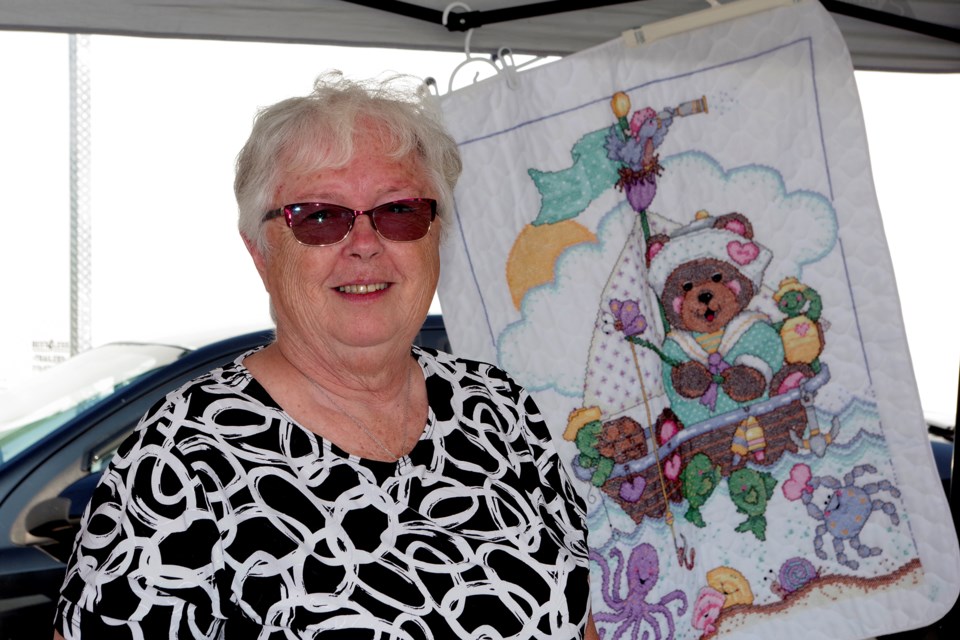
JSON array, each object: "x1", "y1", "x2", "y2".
[{"x1": 441, "y1": 2, "x2": 473, "y2": 29}]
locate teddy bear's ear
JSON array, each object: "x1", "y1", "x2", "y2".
[
  {"x1": 713, "y1": 213, "x2": 754, "y2": 239},
  {"x1": 646, "y1": 234, "x2": 670, "y2": 265}
]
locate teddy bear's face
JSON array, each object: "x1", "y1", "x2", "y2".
[{"x1": 663, "y1": 258, "x2": 754, "y2": 333}]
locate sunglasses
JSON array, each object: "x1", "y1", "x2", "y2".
[{"x1": 262, "y1": 198, "x2": 437, "y2": 246}]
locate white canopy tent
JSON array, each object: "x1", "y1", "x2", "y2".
[{"x1": 0, "y1": 0, "x2": 958, "y2": 72}]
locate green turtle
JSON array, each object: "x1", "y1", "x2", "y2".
[
  {"x1": 679, "y1": 453, "x2": 721, "y2": 527},
  {"x1": 728, "y1": 467, "x2": 777, "y2": 541},
  {"x1": 575, "y1": 420, "x2": 615, "y2": 487}
]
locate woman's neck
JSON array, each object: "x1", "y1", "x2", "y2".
[{"x1": 251, "y1": 332, "x2": 415, "y2": 404}]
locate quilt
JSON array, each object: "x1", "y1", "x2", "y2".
[{"x1": 436, "y1": 1, "x2": 959, "y2": 638}]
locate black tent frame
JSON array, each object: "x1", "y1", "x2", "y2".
[{"x1": 342, "y1": 0, "x2": 960, "y2": 43}]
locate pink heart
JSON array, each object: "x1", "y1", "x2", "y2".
[
  {"x1": 659, "y1": 418, "x2": 679, "y2": 443},
  {"x1": 619, "y1": 476, "x2": 647, "y2": 502},
  {"x1": 791, "y1": 463, "x2": 812, "y2": 484},
  {"x1": 794, "y1": 322, "x2": 811, "y2": 336},
  {"x1": 782, "y1": 478, "x2": 804, "y2": 501},
  {"x1": 727, "y1": 240, "x2": 759, "y2": 265},
  {"x1": 782, "y1": 463, "x2": 812, "y2": 501},
  {"x1": 664, "y1": 453, "x2": 682, "y2": 481}
]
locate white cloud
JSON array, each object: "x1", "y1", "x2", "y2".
[{"x1": 498, "y1": 204, "x2": 633, "y2": 395}]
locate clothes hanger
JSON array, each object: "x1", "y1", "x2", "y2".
[{"x1": 443, "y1": 2, "x2": 502, "y2": 94}]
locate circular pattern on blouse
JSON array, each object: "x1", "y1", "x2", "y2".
[{"x1": 57, "y1": 347, "x2": 589, "y2": 639}]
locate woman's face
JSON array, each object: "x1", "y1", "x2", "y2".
[{"x1": 247, "y1": 129, "x2": 441, "y2": 356}]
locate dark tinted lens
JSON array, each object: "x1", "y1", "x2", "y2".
[
  {"x1": 371, "y1": 200, "x2": 435, "y2": 241},
  {"x1": 288, "y1": 204, "x2": 353, "y2": 245}
]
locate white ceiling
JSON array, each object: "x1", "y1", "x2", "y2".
[{"x1": 0, "y1": 0, "x2": 957, "y2": 72}]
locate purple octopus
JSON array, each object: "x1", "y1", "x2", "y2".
[{"x1": 590, "y1": 543, "x2": 688, "y2": 640}]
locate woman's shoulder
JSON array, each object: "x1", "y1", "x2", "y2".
[
  {"x1": 154, "y1": 348, "x2": 263, "y2": 411},
  {"x1": 413, "y1": 346, "x2": 524, "y2": 399},
  {"x1": 412, "y1": 347, "x2": 562, "y2": 477},
  {"x1": 116, "y1": 349, "x2": 270, "y2": 456}
]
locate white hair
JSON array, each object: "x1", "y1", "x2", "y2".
[{"x1": 235, "y1": 70, "x2": 462, "y2": 253}]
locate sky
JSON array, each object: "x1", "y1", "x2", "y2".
[{"x1": 0, "y1": 31, "x2": 956, "y2": 426}]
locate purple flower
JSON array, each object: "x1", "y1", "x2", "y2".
[{"x1": 609, "y1": 299, "x2": 647, "y2": 337}]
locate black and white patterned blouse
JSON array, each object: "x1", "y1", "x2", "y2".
[{"x1": 55, "y1": 347, "x2": 590, "y2": 639}]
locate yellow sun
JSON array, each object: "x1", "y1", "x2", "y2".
[{"x1": 505, "y1": 220, "x2": 596, "y2": 310}]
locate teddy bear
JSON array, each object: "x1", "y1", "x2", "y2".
[{"x1": 645, "y1": 211, "x2": 785, "y2": 427}]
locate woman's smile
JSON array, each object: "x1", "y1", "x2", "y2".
[{"x1": 337, "y1": 282, "x2": 389, "y2": 294}]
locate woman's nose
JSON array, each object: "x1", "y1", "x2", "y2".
[{"x1": 344, "y1": 212, "x2": 383, "y2": 257}]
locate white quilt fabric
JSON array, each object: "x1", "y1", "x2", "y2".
[{"x1": 437, "y1": 0, "x2": 959, "y2": 637}]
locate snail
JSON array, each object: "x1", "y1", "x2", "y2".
[{"x1": 771, "y1": 557, "x2": 819, "y2": 598}]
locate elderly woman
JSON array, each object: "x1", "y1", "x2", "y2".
[{"x1": 54, "y1": 72, "x2": 596, "y2": 639}]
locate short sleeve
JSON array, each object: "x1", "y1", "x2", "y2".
[
  {"x1": 55, "y1": 415, "x2": 225, "y2": 639},
  {"x1": 519, "y1": 389, "x2": 590, "y2": 561}
]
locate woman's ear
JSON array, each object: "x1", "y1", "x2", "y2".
[{"x1": 242, "y1": 231, "x2": 270, "y2": 289}]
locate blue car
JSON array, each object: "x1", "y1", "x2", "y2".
[{"x1": 0, "y1": 317, "x2": 449, "y2": 637}]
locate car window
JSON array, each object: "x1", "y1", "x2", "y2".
[{"x1": 0, "y1": 343, "x2": 187, "y2": 466}]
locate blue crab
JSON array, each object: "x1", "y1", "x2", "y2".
[{"x1": 787, "y1": 463, "x2": 900, "y2": 570}]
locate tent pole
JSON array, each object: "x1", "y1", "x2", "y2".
[
  {"x1": 821, "y1": 0, "x2": 960, "y2": 43},
  {"x1": 69, "y1": 34, "x2": 92, "y2": 356}
]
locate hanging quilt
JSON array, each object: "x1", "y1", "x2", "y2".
[{"x1": 436, "y1": 0, "x2": 959, "y2": 638}]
